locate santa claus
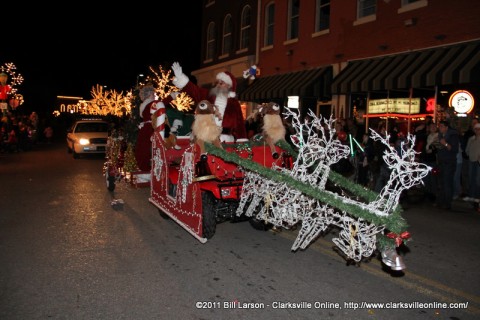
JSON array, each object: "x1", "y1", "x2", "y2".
[
  {"x1": 171, "y1": 62, "x2": 247, "y2": 143},
  {"x1": 135, "y1": 84, "x2": 172, "y2": 172}
]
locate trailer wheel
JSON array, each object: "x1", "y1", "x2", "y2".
[
  {"x1": 158, "y1": 209, "x2": 171, "y2": 220},
  {"x1": 201, "y1": 192, "x2": 217, "y2": 239},
  {"x1": 249, "y1": 217, "x2": 272, "y2": 231},
  {"x1": 244, "y1": 201, "x2": 272, "y2": 231}
]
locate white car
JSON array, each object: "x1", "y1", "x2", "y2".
[{"x1": 67, "y1": 119, "x2": 109, "y2": 158}]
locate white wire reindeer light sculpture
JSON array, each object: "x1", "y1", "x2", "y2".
[{"x1": 236, "y1": 108, "x2": 431, "y2": 263}]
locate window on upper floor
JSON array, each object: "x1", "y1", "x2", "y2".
[
  {"x1": 264, "y1": 2, "x2": 275, "y2": 47},
  {"x1": 357, "y1": 0, "x2": 376, "y2": 18},
  {"x1": 398, "y1": 0, "x2": 428, "y2": 13},
  {"x1": 240, "y1": 5, "x2": 252, "y2": 50},
  {"x1": 315, "y1": 0, "x2": 330, "y2": 32},
  {"x1": 206, "y1": 22, "x2": 216, "y2": 61},
  {"x1": 222, "y1": 15, "x2": 233, "y2": 55},
  {"x1": 287, "y1": 0, "x2": 300, "y2": 40}
]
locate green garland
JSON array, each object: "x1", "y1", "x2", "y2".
[{"x1": 206, "y1": 142, "x2": 408, "y2": 248}]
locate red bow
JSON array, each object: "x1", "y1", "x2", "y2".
[{"x1": 386, "y1": 231, "x2": 411, "y2": 247}]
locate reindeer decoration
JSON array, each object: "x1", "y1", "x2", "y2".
[
  {"x1": 288, "y1": 109, "x2": 350, "y2": 188},
  {"x1": 259, "y1": 102, "x2": 286, "y2": 159},
  {"x1": 366, "y1": 129, "x2": 431, "y2": 216},
  {"x1": 236, "y1": 109, "x2": 431, "y2": 264},
  {"x1": 191, "y1": 100, "x2": 223, "y2": 158}
]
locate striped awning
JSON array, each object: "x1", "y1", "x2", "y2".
[
  {"x1": 239, "y1": 66, "x2": 332, "y2": 101},
  {"x1": 331, "y1": 40, "x2": 480, "y2": 94}
]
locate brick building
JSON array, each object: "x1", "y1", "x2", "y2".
[{"x1": 193, "y1": 0, "x2": 480, "y2": 131}]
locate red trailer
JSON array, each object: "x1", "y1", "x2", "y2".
[{"x1": 148, "y1": 127, "x2": 292, "y2": 242}]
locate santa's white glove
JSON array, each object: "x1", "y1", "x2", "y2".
[
  {"x1": 171, "y1": 119, "x2": 183, "y2": 134},
  {"x1": 172, "y1": 62, "x2": 183, "y2": 78},
  {"x1": 171, "y1": 62, "x2": 189, "y2": 89}
]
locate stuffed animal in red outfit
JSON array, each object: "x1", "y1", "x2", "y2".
[
  {"x1": 259, "y1": 102, "x2": 286, "y2": 159},
  {"x1": 191, "y1": 100, "x2": 223, "y2": 158}
]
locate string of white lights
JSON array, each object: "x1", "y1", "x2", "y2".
[{"x1": 237, "y1": 109, "x2": 430, "y2": 261}]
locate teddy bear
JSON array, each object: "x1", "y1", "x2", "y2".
[
  {"x1": 191, "y1": 100, "x2": 223, "y2": 159},
  {"x1": 259, "y1": 102, "x2": 286, "y2": 159}
]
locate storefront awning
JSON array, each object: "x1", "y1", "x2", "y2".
[
  {"x1": 332, "y1": 40, "x2": 480, "y2": 94},
  {"x1": 239, "y1": 66, "x2": 332, "y2": 101}
]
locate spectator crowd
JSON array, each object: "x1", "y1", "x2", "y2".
[
  {"x1": 3, "y1": 107, "x2": 479, "y2": 214},
  {"x1": 0, "y1": 111, "x2": 54, "y2": 153}
]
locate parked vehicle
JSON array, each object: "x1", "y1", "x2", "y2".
[{"x1": 67, "y1": 119, "x2": 109, "y2": 159}]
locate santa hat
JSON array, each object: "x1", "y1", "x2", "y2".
[{"x1": 216, "y1": 71, "x2": 236, "y2": 98}]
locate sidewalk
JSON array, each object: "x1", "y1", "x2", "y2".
[{"x1": 400, "y1": 188, "x2": 479, "y2": 214}]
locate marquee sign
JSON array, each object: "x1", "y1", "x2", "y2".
[{"x1": 368, "y1": 98, "x2": 420, "y2": 114}]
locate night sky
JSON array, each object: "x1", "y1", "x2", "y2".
[{"x1": 2, "y1": 2, "x2": 203, "y2": 115}]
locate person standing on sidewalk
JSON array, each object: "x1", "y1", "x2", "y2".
[
  {"x1": 436, "y1": 121, "x2": 460, "y2": 210},
  {"x1": 465, "y1": 123, "x2": 480, "y2": 211}
]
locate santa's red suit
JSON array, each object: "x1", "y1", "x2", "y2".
[
  {"x1": 134, "y1": 95, "x2": 171, "y2": 172},
  {"x1": 172, "y1": 63, "x2": 247, "y2": 142}
]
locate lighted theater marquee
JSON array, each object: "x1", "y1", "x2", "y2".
[
  {"x1": 367, "y1": 98, "x2": 421, "y2": 114},
  {"x1": 449, "y1": 90, "x2": 475, "y2": 117}
]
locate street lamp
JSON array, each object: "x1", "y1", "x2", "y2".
[{"x1": 136, "y1": 74, "x2": 144, "y2": 87}]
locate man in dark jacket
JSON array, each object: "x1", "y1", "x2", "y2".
[{"x1": 436, "y1": 121, "x2": 460, "y2": 210}]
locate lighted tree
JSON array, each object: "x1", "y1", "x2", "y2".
[
  {"x1": 80, "y1": 84, "x2": 133, "y2": 116},
  {"x1": 0, "y1": 62, "x2": 24, "y2": 95},
  {"x1": 145, "y1": 65, "x2": 194, "y2": 112},
  {"x1": 123, "y1": 142, "x2": 139, "y2": 173},
  {"x1": 125, "y1": 65, "x2": 194, "y2": 145}
]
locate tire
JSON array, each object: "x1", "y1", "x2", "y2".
[
  {"x1": 72, "y1": 145, "x2": 79, "y2": 159},
  {"x1": 106, "y1": 174, "x2": 116, "y2": 191},
  {"x1": 158, "y1": 209, "x2": 171, "y2": 220},
  {"x1": 249, "y1": 217, "x2": 272, "y2": 231},
  {"x1": 201, "y1": 192, "x2": 217, "y2": 239},
  {"x1": 240, "y1": 200, "x2": 273, "y2": 231}
]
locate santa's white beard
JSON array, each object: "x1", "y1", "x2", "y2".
[
  {"x1": 210, "y1": 86, "x2": 229, "y2": 97},
  {"x1": 210, "y1": 88, "x2": 228, "y2": 127}
]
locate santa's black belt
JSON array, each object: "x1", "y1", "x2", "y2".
[{"x1": 222, "y1": 128, "x2": 232, "y2": 134}]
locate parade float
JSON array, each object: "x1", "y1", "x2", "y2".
[
  {"x1": 147, "y1": 104, "x2": 430, "y2": 271},
  {"x1": 102, "y1": 66, "x2": 431, "y2": 271}
]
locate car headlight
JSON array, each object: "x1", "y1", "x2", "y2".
[{"x1": 79, "y1": 138, "x2": 90, "y2": 145}]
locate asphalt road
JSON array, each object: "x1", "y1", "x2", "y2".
[{"x1": 1, "y1": 142, "x2": 479, "y2": 320}]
